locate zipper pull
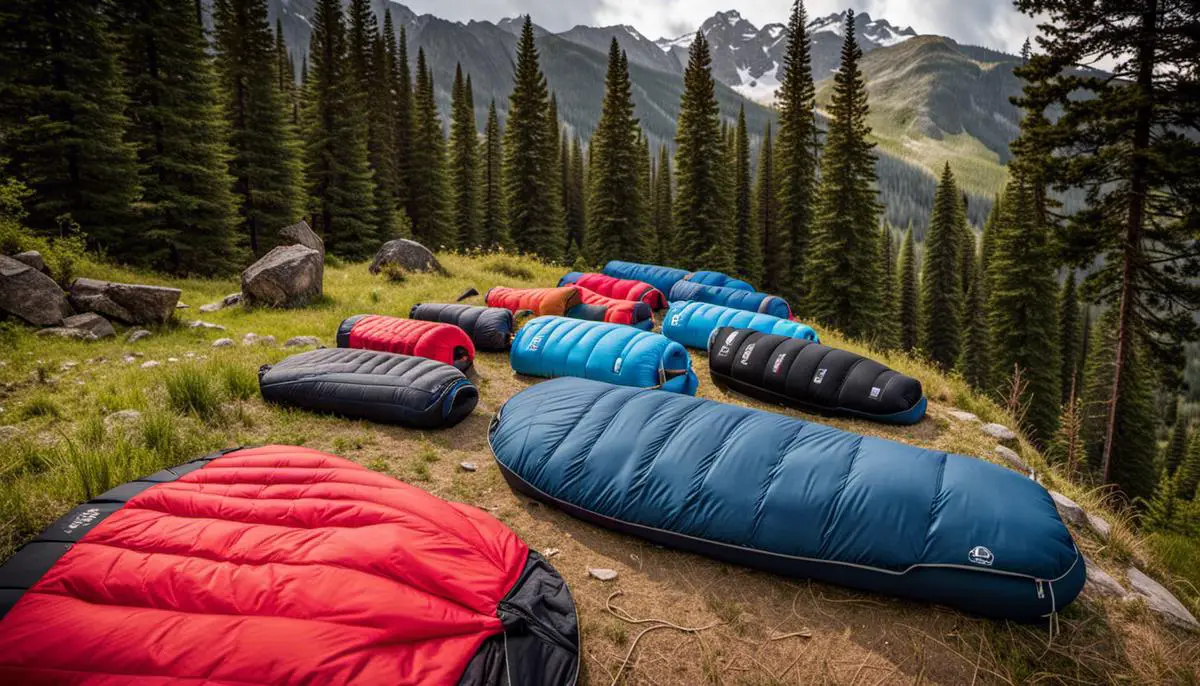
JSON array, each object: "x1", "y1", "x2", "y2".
[{"x1": 1036, "y1": 579, "x2": 1045, "y2": 599}]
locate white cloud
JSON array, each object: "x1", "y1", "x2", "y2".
[{"x1": 400, "y1": 0, "x2": 1039, "y2": 55}]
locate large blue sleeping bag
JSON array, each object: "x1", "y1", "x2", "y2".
[
  {"x1": 510, "y1": 317, "x2": 699, "y2": 395},
  {"x1": 663, "y1": 301, "x2": 818, "y2": 349},
  {"x1": 602, "y1": 261, "x2": 754, "y2": 295},
  {"x1": 669, "y1": 281, "x2": 791, "y2": 319},
  {"x1": 489, "y1": 378, "x2": 1085, "y2": 621}
]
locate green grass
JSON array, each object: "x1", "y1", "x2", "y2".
[{"x1": 164, "y1": 366, "x2": 224, "y2": 421}]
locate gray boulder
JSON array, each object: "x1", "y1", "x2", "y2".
[
  {"x1": 62, "y1": 313, "x2": 116, "y2": 339},
  {"x1": 127, "y1": 329, "x2": 152, "y2": 343},
  {"x1": 0, "y1": 254, "x2": 71, "y2": 326},
  {"x1": 279, "y1": 220, "x2": 324, "y2": 258},
  {"x1": 1083, "y1": 557, "x2": 1126, "y2": 599},
  {"x1": 37, "y1": 327, "x2": 97, "y2": 341},
  {"x1": 1050, "y1": 491, "x2": 1088, "y2": 529},
  {"x1": 982, "y1": 423, "x2": 1018, "y2": 442},
  {"x1": 68, "y1": 277, "x2": 181, "y2": 325},
  {"x1": 241, "y1": 244, "x2": 323, "y2": 308},
  {"x1": 13, "y1": 250, "x2": 47, "y2": 273},
  {"x1": 369, "y1": 238, "x2": 444, "y2": 275},
  {"x1": 1088, "y1": 513, "x2": 1112, "y2": 541},
  {"x1": 1126, "y1": 567, "x2": 1199, "y2": 631},
  {"x1": 947, "y1": 409, "x2": 980, "y2": 423},
  {"x1": 211, "y1": 338, "x2": 235, "y2": 348},
  {"x1": 994, "y1": 445, "x2": 1031, "y2": 475}
]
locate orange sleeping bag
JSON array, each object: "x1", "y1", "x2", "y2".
[{"x1": 485, "y1": 286, "x2": 582, "y2": 317}]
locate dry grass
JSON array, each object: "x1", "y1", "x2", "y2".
[{"x1": 1, "y1": 254, "x2": 1198, "y2": 685}]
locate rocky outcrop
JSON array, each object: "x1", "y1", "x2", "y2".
[
  {"x1": 68, "y1": 278, "x2": 181, "y2": 325},
  {"x1": 13, "y1": 250, "x2": 47, "y2": 273},
  {"x1": 279, "y1": 220, "x2": 324, "y2": 258},
  {"x1": 61, "y1": 313, "x2": 115, "y2": 339},
  {"x1": 1083, "y1": 558, "x2": 1126, "y2": 599},
  {"x1": 369, "y1": 238, "x2": 444, "y2": 275},
  {"x1": 1126, "y1": 567, "x2": 1199, "y2": 631},
  {"x1": 0, "y1": 254, "x2": 71, "y2": 326},
  {"x1": 241, "y1": 245, "x2": 323, "y2": 308}
]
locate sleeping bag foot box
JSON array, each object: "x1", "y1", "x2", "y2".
[
  {"x1": 259, "y1": 347, "x2": 477, "y2": 428},
  {"x1": 338, "y1": 314, "x2": 476, "y2": 370},
  {"x1": 409, "y1": 303, "x2": 515, "y2": 352},
  {"x1": 488, "y1": 378, "x2": 1085, "y2": 622},
  {"x1": 709, "y1": 326, "x2": 928, "y2": 424},
  {"x1": 0, "y1": 445, "x2": 580, "y2": 685}
]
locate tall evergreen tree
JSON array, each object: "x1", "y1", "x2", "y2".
[
  {"x1": 364, "y1": 19, "x2": 399, "y2": 241},
  {"x1": 586, "y1": 40, "x2": 644, "y2": 265},
  {"x1": 449, "y1": 64, "x2": 480, "y2": 250},
  {"x1": 877, "y1": 224, "x2": 898, "y2": 350},
  {"x1": 392, "y1": 23, "x2": 413, "y2": 216},
  {"x1": 960, "y1": 255, "x2": 991, "y2": 391},
  {"x1": 275, "y1": 19, "x2": 290, "y2": 92},
  {"x1": 897, "y1": 227, "x2": 920, "y2": 352},
  {"x1": 674, "y1": 32, "x2": 733, "y2": 272},
  {"x1": 1164, "y1": 420, "x2": 1190, "y2": 477},
  {"x1": 408, "y1": 50, "x2": 448, "y2": 247},
  {"x1": 479, "y1": 100, "x2": 508, "y2": 250},
  {"x1": 638, "y1": 132, "x2": 653, "y2": 242},
  {"x1": 919, "y1": 164, "x2": 964, "y2": 368},
  {"x1": 1015, "y1": 0, "x2": 1200, "y2": 484},
  {"x1": 1059, "y1": 271, "x2": 1083, "y2": 402},
  {"x1": 776, "y1": 0, "x2": 818, "y2": 306},
  {"x1": 756, "y1": 124, "x2": 785, "y2": 292},
  {"x1": 653, "y1": 144, "x2": 674, "y2": 266},
  {"x1": 117, "y1": 0, "x2": 241, "y2": 273},
  {"x1": 302, "y1": 0, "x2": 376, "y2": 259},
  {"x1": 504, "y1": 16, "x2": 562, "y2": 260},
  {"x1": 544, "y1": 92, "x2": 565, "y2": 234},
  {"x1": 732, "y1": 105, "x2": 762, "y2": 285},
  {"x1": 989, "y1": 174, "x2": 1061, "y2": 444},
  {"x1": 0, "y1": 0, "x2": 141, "y2": 248},
  {"x1": 1179, "y1": 433, "x2": 1200, "y2": 502},
  {"x1": 212, "y1": 0, "x2": 302, "y2": 256},
  {"x1": 957, "y1": 195, "x2": 975, "y2": 298},
  {"x1": 559, "y1": 134, "x2": 571, "y2": 255},
  {"x1": 565, "y1": 136, "x2": 587, "y2": 257},
  {"x1": 804, "y1": 11, "x2": 882, "y2": 341}
]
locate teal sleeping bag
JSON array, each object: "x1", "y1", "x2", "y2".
[
  {"x1": 668, "y1": 281, "x2": 791, "y2": 318},
  {"x1": 663, "y1": 301, "x2": 818, "y2": 349},
  {"x1": 489, "y1": 378, "x2": 1086, "y2": 622},
  {"x1": 510, "y1": 317, "x2": 699, "y2": 395}
]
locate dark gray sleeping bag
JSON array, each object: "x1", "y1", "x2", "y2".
[
  {"x1": 258, "y1": 348, "x2": 477, "y2": 428},
  {"x1": 409, "y1": 303, "x2": 516, "y2": 351}
]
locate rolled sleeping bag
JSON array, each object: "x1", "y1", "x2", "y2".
[
  {"x1": 709, "y1": 327, "x2": 927, "y2": 424},
  {"x1": 409, "y1": 303, "x2": 515, "y2": 352},
  {"x1": 489, "y1": 377, "x2": 1086, "y2": 622},
  {"x1": 601, "y1": 260, "x2": 691, "y2": 296},
  {"x1": 558, "y1": 272, "x2": 668, "y2": 310},
  {"x1": 568, "y1": 287, "x2": 654, "y2": 330},
  {"x1": 668, "y1": 280, "x2": 791, "y2": 319},
  {"x1": 510, "y1": 316, "x2": 698, "y2": 395},
  {"x1": 662, "y1": 301, "x2": 818, "y2": 350},
  {"x1": 485, "y1": 286, "x2": 582, "y2": 317},
  {"x1": 259, "y1": 348, "x2": 478, "y2": 428},
  {"x1": 683, "y1": 270, "x2": 755, "y2": 292},
  {"x1": 337, "y1": 314, "x2": 475, "y2": 371}
]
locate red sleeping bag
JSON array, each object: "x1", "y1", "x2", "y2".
[
  {"x1": 574, "y1": 287, "x2": 654, "y2": 328},
  {"x1": 337, "y1": 314, "x2": 475, "y2": 370},
  {"x1": 0, "y1": 446, "x2": 580, "y2": 685},
  {"x1": 558, "y1": 272, "x2": 667, "y2": 310}
]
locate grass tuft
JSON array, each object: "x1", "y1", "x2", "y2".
[
  {"x1": 216, "y1": 360, "x2": 258, "y2": 401},
  {"x1": 18, "y1": 392, "x2": 62, "y2": 420},
  {"x1": 164, "y1": 365, "x2": 222, "y2": 421}
]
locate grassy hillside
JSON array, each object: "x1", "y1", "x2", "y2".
[{"x1": 1, "y1": 254, "x2": 1197, "y2": 683}]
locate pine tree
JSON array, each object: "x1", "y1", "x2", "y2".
[
  {"x1": 586, "y1": 40, "x2": 645, "y2": 265},
  {"x1": 449, "y1": 64, "x2": 480, "y2": 250},
  {"x1": 756, "y1": 124, "x2": 786, "y2": 292},
  {"x1": 957, "y1": 194, "x2": 975, "y2": 298},
  {"x1": 1164, "y1": 419, "x2": 1190, "y2": 477},
  {"x1": 1177, "y1": 432, "x2": 1200, "y2": 500},
  {"x1": 675, "y1": 32, "x2": 734, "y2": 272},
  {"x1": 1081, "y1": 308, "x2": 1158, "y2": 502},
  {"x1": 979, "y1": 195, "x2": 1001, "y2": 291},
  {"x1": 117, "y1": 0, "x2": 241, "y2": 273},
  {"x1": 364, "y1": 17, "x2": 399, "y2": 241},
  {"x1": 804, "y1": 11, "x2": 882, "y2": 341},
  {"x1": 212, "y1": 0, "x2": 303, "y2": 256},
  {"x1": 1143, "y1": 468, "x2": 1182, "y2": 531},
  {"x1": 408, "y1": 49, "x2": 448, "y2": 247},
  {"x1": 776, "y1": 0, "x2": 819, "y2": 306},
  {"x1": 897, "y1": 227, "x2": 920, "y2": 352},
  {"x1": 1059, "y1": 271, "x2": 1083, "y2": 402},
  {"x1": 732, "y1": 105, "x2": 762, "y2": 285},
  {"x1": 504, "y1": 16, "x2": 562, "y2": 260},
  {"x1": 560, "y1": 134, "x2": 571, "y2": 255},
  {"x1": 918, "y1": 164, "x2": 964, "y2": 368},
  {"x1": 638, "y1": 132, "x2": 653, "y2": 245},
  {"x1": 479, "y1": 100, "x2": 508, "y2": 250},
  {"x1": 988, "y1": 174, "x2": 1061, "y2": 445},
  {"x1": 876, "y1": 224, "x2": 898, "y2": 349},
  {"x1": 302, "y1": 0, "x2": 377, "y2": 259},
  {"x1": 0, "y1": 0, "x2": 141, "y2": 248},
  {"x1": 565, "y1": 136, "x2": 587, "y2": 257},
  {"x1": 653, "y1": 144, "x2": 674, "y2": 266},
  {"x1": 960, "y1": 255, "x2": 991, "y2": 391},
  {"x1": 1050, "y1": 385, "x2": 1086, "y2": 477},
  {"x1": 544, "y1": 91, "x2": 565, "y2": 235},
  {"x1": 392, "y1": 23, "x2": 413, "y2": 215}
]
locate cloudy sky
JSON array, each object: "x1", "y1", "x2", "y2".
[{"x1": 404, "y1": 0, "x2": 1039, "y2": 55}]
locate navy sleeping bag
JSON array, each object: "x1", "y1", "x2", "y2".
[
  {"x1": 662, "y1": 301, "x2": 818, "y2": 350},
  {"x1": 510, "y1": 316, "x2": 698, "y2": 395},
  {"x1": 489, "y1": 378, "x2": 1085, "y2": 621},
  {"x1": 601, "y1": 261, "x2": 753, "y2": 296},
  {"x1": 669, "y1": 281, "x2": 791, "y2": 319},
  {"x1": 709, "y1": 327, "x2": 927, "y2": 424},
  {"x1": 409, "y1": 303, "x2": 515, "y2": 351},
  {"x1": 685, "y1": 270, "x2": 755, "y2": 292}
]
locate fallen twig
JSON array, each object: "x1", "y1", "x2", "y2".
[{"x1": 605, "y1": 591, "x2": 721, "y2": 686}]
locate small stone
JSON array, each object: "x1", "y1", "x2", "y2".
[
  {"x1": 0, "y1": 426, "x2": 19, "y2": 441},
  {"x1": 187, "y1": 320, "x2": 225, "y2": 331},
  {"x1": 994, "y1": 445, "x2": 1031, "y2": 475},
  {"x1": 127, "y1": 329, "x2": 152, "y2": 343},
  {"x1": 133, "y1": 352, "x2": 144, "y2": 358},
  {"x1": 199, "y1": 302, "x2": 221, "y2": 313},
  {"x1": 103, "y1": 409, "x2": 142, "y2": 428},
  {"x1": 62, "y1": 312, "x2": 116, "y2": 339},
  {"x1": 981, "y1": 423, "x2": 1018, "y2": 442},
  {"x1": 283, "y1": 335, "x2": 323, "y2": 348},
  {"x1": 1087, "y1": 513, "x2": 1111, "y2": 541},
  {"x1": 199, "y1": 292, "x2": 241, "y2": 313},
  {"x1": 121, "y1": 354, "x2": 137, "y2": 364},
  {"x1": 167, "y1": 357, "x2": 179, "y2": 363},
  {"x1": 947, "y1": 410, "x2": 981, "y2": 423},
  {"x1": 37, "y1": 327, "x2": 99, "y2": 341},
  {"x1": 140, "y1": 360, "x2": 160, "y2": 369},
  {"x1": 459, "y1": 461, "x2": 478, "y2": 472},
  {"x1": 1126, "y1": 567, "x2": 1199, "y2": 631},
  {"x1": 184, "y1": 352, "x2": 196, "y2": 359},
  {"x1": 60, "y1": 360, "x2": 78, "y2": 371},
  {"x1": 211, "y1": 338, "x2": 234, "y2": 348},
  {"x1": 1083, "y1": 557, "x2": 1125, "y2": 599},
  {"x1": 588, "y1": 568, "x2": 618, "y2": 581},
  {"x1": 542, "y1": 548, "x2": 560, "y2": 559},
  {"x1": 176, "y1": 302, "x2": 190, "y2": 309},
  {"x1": 1049, "y1": 491, "x2": 1088, "y2": 529},
  {"x1": 242, "y1": 333, "x2": 276, "y2": 346}
]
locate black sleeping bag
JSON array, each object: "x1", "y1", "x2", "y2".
[
  {"x1": 409, "y1": 303, "x2": 516, "y2": 352},
  {"x1": 259, "y1": 347, "x2": 478, "y2": 428},
  {"x1": 709, "y1": 327, "x2": 927, "y2": 424}
]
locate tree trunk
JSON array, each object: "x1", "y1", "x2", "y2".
[{"x1": 1101, "y1": 0, "x2": 1157, "y2": 483}]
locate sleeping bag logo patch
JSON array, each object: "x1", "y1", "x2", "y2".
[
  {"x1": 613, "y1": 357, "x2": 623, "y2": 373},
  {"x1": 63, "y1": 507, "x2": 103, "y2": 534},
  {"x1": 771, "y1": 353, "x2": 786, "y2": 375},
  {"x1": 869, "y1": 386, "x2": 882, "y2": 400},
  {"x1": 813, "y1": 368, "x2": 827, "y2": 384},
  {"x1": 526, "y1": 334, "x2": 544, "y2": 352},
  {"x1": 739, "y1": 343, "x2": 756, "y2": 365},
  {"x1": 968, "y1": 546, "x2": 994, "y2": 567}
]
